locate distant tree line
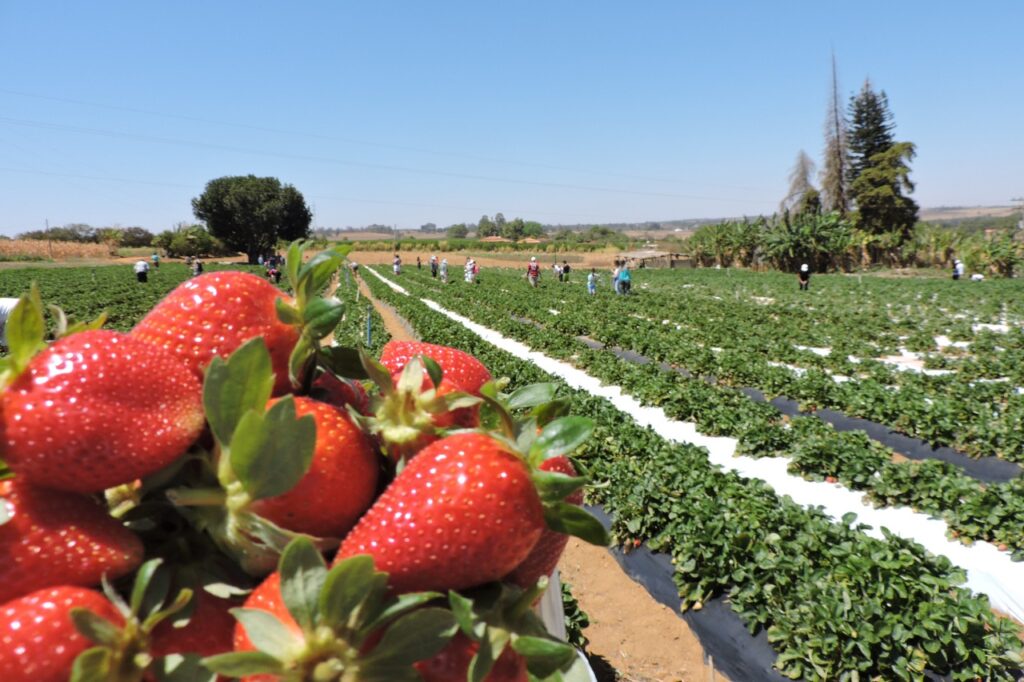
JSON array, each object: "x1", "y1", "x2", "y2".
[{"x1": 17, "y1": 224, "x2": 156, "y2": 248}]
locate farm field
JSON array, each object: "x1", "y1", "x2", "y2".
[
  {"x1": 4, "y1": 259, "x2": 1024, "y2": 680},
  {"x1": 357, "y1": 262, "x2": 1024, "y2": 680}
]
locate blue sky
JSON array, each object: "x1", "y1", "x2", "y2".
[{"x1": 1, "y1": 1, "x2": 1021, "y2": 235}]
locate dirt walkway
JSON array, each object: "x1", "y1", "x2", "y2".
[{"x1": 352, "y1": 273, "x2": 716, "y2": 681}]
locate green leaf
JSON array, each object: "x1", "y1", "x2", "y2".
[
  {"x1": 511, "y1": 636, "x2": 577, "y2": 677},
  {"x1": 359, "y1": 349, "x2": 394, "y2": 391},
  {"x1": 275, "y1": 298, "x2": 303, "y2": 326},
  {"x1": 288, "y1": 334, "x2": 317, "y2": 390},
  {"x1": 149, "y1": 653, "x2": 219, "y2": 682},
  {"x1": 507, "y1": 383, "x2": 558, "y2": 410},
  {"x1": 303, "y1": 297, "x2": 345, "y2": 339},
  {"x1": 532, "y1": 470, "x2": 587, "y2": 503},
  {"x1": 543, "y1": 503, "x2": 609, "y2": 546},
  {"x1": 201, "y1": 651, "x2": 286, "y2": 676},
  {"x1": 229, "y1": 397, "x2": 316, "y2": 501},
  {"x1": 365, "y1": 591, "x2": 445, "y2": 634},
  {"x1": 70, "y1": 607, "x2": 121, "y2": 646},
  {"x1": 128, "y1": 558, "x2": 165, "y2": 618},
  {"x1": 317, "y1": 347, "x2": 370, "y2": 379},
  {"x1": 279, "y1": 537, "x2": 328, "y2": 633},
  {"x1": 231, "y1": 608, "x2": 304, "y2": 660},
  {"x1": 360, "y1": 608, "x2": 456, "y2": 668},
  {"x1": 421, "y1": 356, "x2": 444, "y2": 389},
  {"x1": 320, "y1": 554, "x2": 378, "y2": 631},
  {"x1": 529, "y1": 417, "x2": 593, "y2": 463},
  {"x1": 448, "y1": 590, "x2": 477, "y2": 637},
  {"x1": 70, "y1": 647, "x2": 112, "y2": 682},
  {"x1": 468, "y1": 632, "x2": 498, "y2": 682},
  {"x1": 203, "y1": 339, "x2": 274, "y2": 446},
  {"x1": 7, "y1": 287, "x2": 46, "y2": 371}
]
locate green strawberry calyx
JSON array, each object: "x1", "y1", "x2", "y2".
[
  {"x1": 273, "y1": 241, "x2": 353, "y2": 392},
  {"x1": 70, "y1": 558, "x2": 204, "y2": 682},
  {"x1": 203, "y1": 537, "x2": 457, "y2": 681},
  {"x1": 477, "y1": 382, "x2": 610, "y2": 548},
  {"x1": 167, "y1": 338, "x2": 328, "y2": 576},
  {"x1": 445, "y1": 580, "x2": 581, "y2": 681},
  {"x1": 354, "y1": 351, "x2": 482, "y2": 464}
]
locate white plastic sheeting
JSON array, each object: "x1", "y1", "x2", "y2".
[{"x1": 364, "y1": 267, "x2": 1024, "y2": 623}]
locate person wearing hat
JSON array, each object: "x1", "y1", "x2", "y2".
[
  {"x1": 526, "y1": 256, "x2": 540, "y2": 287},
  {"x1": 952, "y1": 259, "x2": 964, "y2": 280},
  {"x1": 798, "y1": 263, "x2": 810, "y2": 291}
]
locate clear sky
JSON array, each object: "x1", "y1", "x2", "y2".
[{"x1": 1, "y1": 1, "x2": 1021, "y2": 236}]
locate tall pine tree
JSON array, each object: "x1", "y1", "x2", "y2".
[{"x1": 847, "y1": 80, "x2": 895, "y2": 184}]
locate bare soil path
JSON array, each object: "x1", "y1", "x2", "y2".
[{"x1": 352, "y1": 272, "x2": 717, "y2": 682}]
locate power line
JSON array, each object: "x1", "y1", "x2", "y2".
[
  {"x1": 0, "y1": 87, "x2": 766, "y2": 191},
  {"x1": 0, "y1": 115, "x2": 772, "y2": 205}
]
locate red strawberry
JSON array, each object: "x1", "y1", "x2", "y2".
[
  {"x1": 311, "y1": 372, "x2": 371, "y2": 415},
  {"x1": 416, "y1": 633, "x2": 527, "y2": 682},
  {"x1": 335, "y1": 433, "x2": 545, "y2": 594},
  {"x1": 0, "y1": 586, "x2": 122, "y2": 682},
  {"x1": 232, "y1": 573, "x2": 296, "y2": 680},
  {"x1": 132, "y1": 271, "x2": 301, "y2": 395},
  {"x1": 250, "y1": 396, "x2": 379, "y2": 538},
  {"x1": 504, "y1": 457, "x2": 582, "y2": 589},
  {"x1": 379, "y1": 341, "x2": 492, "y2": 395},
  {"x1": 149, "y1": 591, "x2": 236, "y2": 661},
  {"x1": 0, "y1": 479, "x2": 143, "y2": 603},
  {"x1": 1, "y1": 329, "x2": 205, "y2": 493}
]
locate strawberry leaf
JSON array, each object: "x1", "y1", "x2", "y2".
[
  {"x1": 359, "y1": 349, "x2": 394, "y2": 391},
  {"x1": 275, "y1": 298, "x2": 303, "y2": 326},
  {"x1": 543, "y1": 503, "x2": 609, "y2": 546},
  {"x1": 363, "y1": 591, "x2": 445, "y2": 635},
  {"x1": 318, "y1": 347, "x2": 370, "y2": 379},
  {"x1": 129, "y1": 558, "x2": 169, "y2": 620},
  {"x1": 532, "y1": 470, "x2": 588, "y2": 503},
  {"x1": 279, "y1": 537, "x2": 328, "y2": 633},
  {"x1": 302, "y1": 297, "x2": 345, "y2": 339},
  {"x1": 319, "y1": 554, "x2": 378, "y2": 631},
  {"x1": 70, "y1": 607, "x2": 121, "y2": 647},
  {"x1": 204, "y1": 338, "x2": 275, "y2": 446},
  {"x1": 529, "y1": 417, "x2": 593, "y2": 465},
  {"x1": 468, "y1": 633, "x2": 498, "y2": 682},
  {"x1": 448, "y1": 590, "x2": 477, "y2": 637},
  {"x1": 148, "y1": 653, "x2": 218, "y2": 682},
  {"x1": 70, "y1": 647, "x2": 113, "y2": 682},
  {"x1": 202, "y1": 651, "x2": 286, "y2": 677},
  {"x1": 507, "y1": 383, "x2": 558, "y2": 410},
  {"x1": 359, "y1": 607, "x2": 456, "y2": 669},
  {"x1": 230, "y1": 396, "x2": 316, "y2": 501},
  {"x1": 511, "y1": 636, "x2": 577, "y2": 677},
  {"x1": 4, "y1": 286, "x2": 46, "y2": 379},
  {"x1": 421, "y1": 356, "x2": 444, "y2": 389},
  {"x1": 231, "y1": 608, "x2": 304, "y2": 660}
]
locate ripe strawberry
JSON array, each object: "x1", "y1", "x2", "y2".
[
  {"x1": 232, "y1": 573, "x2": 297, "y2": 682},
  {"x1": 0, "y1": 479, "x2": 143, "y2": 603},
  {"x1": 149, "y1": 591, "x2": 236, "y2": 661},
  {"x1": 1, "y1": 329, "x2": 205, "y2": 493},
  {"x1": 132, "y1": 271, "x2": 301, "y2": 395},
  {"x1": 504, "y1": 456, "x2": 582, "y2": 590},
  {"x1": 0, "y1": 586, "x2": 122, "y2": 682},
  {"x1": 416, "y1": 633, "x2": 527, "y2": 682},
  {"x1": 335, "y1": 432, "x2": 545, "y2": 594},
  {"x1": 379, "y1": 340, "x2": 492, "y2": 395},
  {"x1": 250, "y1": 396, "x2": 378, "y2": 538}
]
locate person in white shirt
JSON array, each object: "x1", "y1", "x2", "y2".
[
  {"x1": 439, "y1": 258, "x2": 449, "y2": 283},
  {"x1": 0, "y1": 297, "x2": 21, "y2": 349},
  {"x1": 134, "y1": 259, "x2": 150, "y2": 283}
]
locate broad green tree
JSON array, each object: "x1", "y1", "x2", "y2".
[
  {"x1": 849, "y1": 142, "x2": 919, "y2": 255},
  {"x1": 477, "y1": 215, "x2": 497, "y2": 237},
  {"x1": 446, "y1": 223, "x2": 469, "y2": 239},
  {"x1": 192, "y1": 175, "x2": 312, "y2": 263}
]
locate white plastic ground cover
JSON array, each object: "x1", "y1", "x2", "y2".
[{"x1": 364, "y1": 266, "x2": 1024, "y2": 623}]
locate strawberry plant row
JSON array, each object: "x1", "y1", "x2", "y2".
[
  {"x1": 359, "y1": 268, "x2": 1024, "y2": 681},
  {"x1": 380, "y1": 268, "x2": 1024, "y2": 557},
  {"x1": 408, "y1": 266, "x2": 1024, "y2": 463}
]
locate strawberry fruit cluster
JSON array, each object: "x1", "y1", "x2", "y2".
[{"x1": 0, "y1": 243, "x2": 607, "y2": 682}]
